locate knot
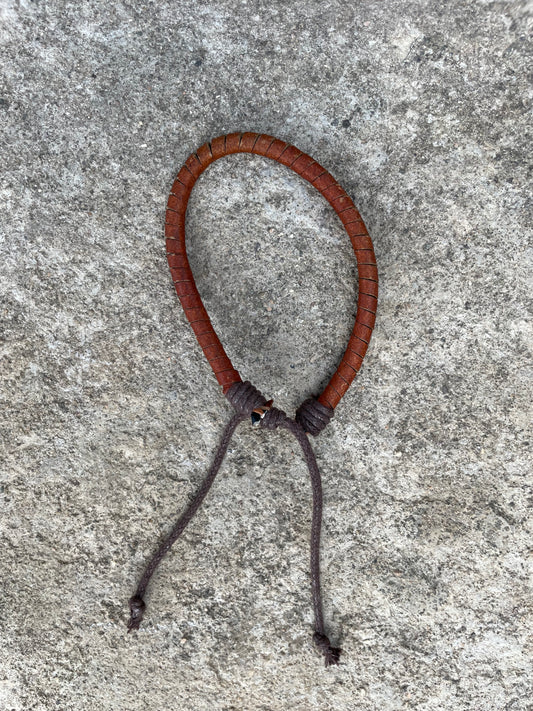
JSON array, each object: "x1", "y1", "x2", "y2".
[
  {"x1": 225, "y1": 380, "x2": 266, "y2": 417},
  {"x1": 259, "y1": 405, "x2": 287, "y2": 430},
  {"x1": 295, "y1": 397, "x2": 334, "y2": 436},
  {"x1": 127, "y1": 595, "x2": 146, "y2": 632},
  {"x1": 313, "y1": 631, "x2": 342, "y2": 667}
]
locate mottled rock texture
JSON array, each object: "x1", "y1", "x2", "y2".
[{"x1": 0, "y1": 1, "x2": 531, "y2": 709}]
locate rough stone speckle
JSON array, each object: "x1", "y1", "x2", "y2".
[{"x1": 1, "y1": 1, "x2": 531, "y2": 709}]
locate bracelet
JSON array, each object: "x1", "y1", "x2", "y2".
[{"x1": 127, "y1": 132, "x2": 378, "y2": 667}]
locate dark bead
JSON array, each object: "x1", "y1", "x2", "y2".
[{"x1": 251, "y1": 411, "x2": 262, "y2": 425}]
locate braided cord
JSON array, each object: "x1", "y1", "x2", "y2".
[{"x1": 127, "y1": 382, "x2": 341, "y2": 666}]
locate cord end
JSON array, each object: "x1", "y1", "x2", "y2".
[
  {"x1": 127, "y1": 595, "x2": 146, "y2": 632},
  {"x1": 314, "y1": 632, "x2": 342, "y2": 667}
]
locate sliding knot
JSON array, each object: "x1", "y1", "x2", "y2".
[
  {"x1": 259, "y1": 405, "x2": 287, "y2": 430},
  {"x1": 295, "y1": 397, "x2": 334, "y2": 436},
  {"x1": 127, "y1": 595, "x2": 146, "y2": 632},
  {"x1": 225, "y1": 380, "x2": 266, "y2": 417},
  {"x1": 313, "y1": 631, "x2": 342, "y2": 667}
]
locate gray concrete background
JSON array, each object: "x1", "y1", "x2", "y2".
[{"x1": 1, "y1": 1, "x2": 531, "y2": 709}]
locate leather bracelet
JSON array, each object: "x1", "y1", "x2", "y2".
[
  {"x1": 126, "y1": 132, "x2": 378, "y2": 667},
  {"x1": 165, "y1": 131, "x2": 378, "y2": 411}
]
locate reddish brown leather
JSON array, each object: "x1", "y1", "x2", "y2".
[{"x1": 165, "y1": 133, "x2": 378, "y2": 409}]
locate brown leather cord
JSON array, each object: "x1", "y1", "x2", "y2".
[
  {"x1": 127, "y1": 133, "x2": 378, "y2": 667},
  {"x1": 165, "y1": 131, "x2": 378, "y2": 410}
]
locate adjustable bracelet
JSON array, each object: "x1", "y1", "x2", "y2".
[{"x1": 127, "y1": 132, "x2": 378, "y2": 667}]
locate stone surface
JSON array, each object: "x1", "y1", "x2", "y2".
[{"x1": 1, "y1": 1, "x2": 531, "y2": 709}]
